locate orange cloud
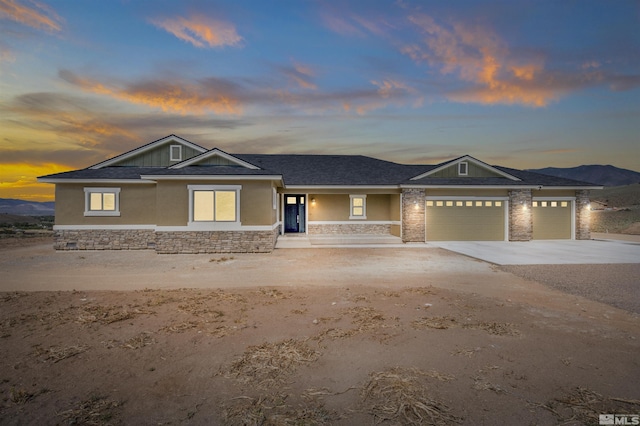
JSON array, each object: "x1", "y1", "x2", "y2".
[
  {"x1": 404, "y1": 14, "x2": 564, "y2": 107},
  {"x1": 0, "y1": 162, "x2": 68, "y2": 201},
  {"x1": 150, "y1": 15, "x2": 242, "y2": 48},
  {"x1": 0, "y1": 0, "x2": 62, "y2": 32},
  {"x1": 59, "y1": 70, "x2": 243, "y2": 115}
]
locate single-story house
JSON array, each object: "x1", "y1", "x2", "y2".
[{"x1": 38, "y1": 134, "x2": 601, "y2": 253}]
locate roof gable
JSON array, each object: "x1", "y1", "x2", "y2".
[
  {"x1": 410, "y1": 155, "x2": 521, "y2": 181},
  {"x1": 170, "y1": 148, "x2": 261, "y2": 170},
  {"x1": 89, "y1": 135, "x2": 207, "y2": 169}
]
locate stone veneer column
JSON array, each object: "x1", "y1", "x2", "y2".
[
  {"x1": 575, "y1": 190, "x2": 591, "y2": 240},
  {"x1": 508, "y1": 189, "x2": 532, "y2": 241},
  {"x1": 401, "y1": 188, "x2": 425, "y2": 242}
]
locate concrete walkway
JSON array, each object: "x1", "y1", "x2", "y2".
[{"x1": 430, "y1": 239, "x2": 640, "y2": 265}]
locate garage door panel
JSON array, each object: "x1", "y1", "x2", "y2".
[
  {"x1": 426, "y1": 201, "x2": 505, "y2": 241},
  {"x1": 532, "y1": 201, "x2": 572, "y2": 239}
]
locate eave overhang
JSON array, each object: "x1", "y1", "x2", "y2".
[{"x1": 37, "y1": 178, "x2": 156, "y2": 184}]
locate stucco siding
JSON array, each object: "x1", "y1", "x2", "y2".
[
  {"x1": 308, "y1": 194, "x2": 393, "y2": 221},
  {"x1": 55, "y1": 184, "x2": 156, "y2": 225}
]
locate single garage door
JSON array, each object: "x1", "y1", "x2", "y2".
[
  {"x1": 532, "y1": 200, "x2": 572, "y2": 239},
  {"x1": 426, "y1": 199, "x2": 505, "y2": 241}
]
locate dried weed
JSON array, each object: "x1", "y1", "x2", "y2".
[
  {"x1": 222, "y1": 394, "x2": 337, "y2": 426},
  {"x1": 57, "y1": 395, "x2": 122, "y2": 426},
  {"x1": 545, "y1": 387, "x2": 640, "y2": 426},
  {"x1": 361, "y1": 367, "x2": 462, "y2": 425},
  {"x1": 35, "y1": 344, "x2": 89, "y2": 363},
  {"x1": 226, "y1": 339, "x2": 320, "y2": 389},
  {"x1": 411, "y1": 316, "x2": 458, "y2": 330}
]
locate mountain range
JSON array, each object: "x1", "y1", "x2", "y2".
[
  {"x1": 0, "y1": 198, "x2": 55, "y2": 216},
  {"x1": 528, "y1": 165, "x2": 640, "y2": 187}
]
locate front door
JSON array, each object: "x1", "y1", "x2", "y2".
[{"x1": 284, "y1": 195, "x2": 305, "y2": 233}]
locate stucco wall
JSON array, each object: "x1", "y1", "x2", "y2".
[
  {"x1": 308, "y1": 194, "x2": 394, "y2": 221},
  {"x1": 55, "y1": 184, "x2": 157, "y2": 226},
  {"x1": 153, "y1": 180, "x2": 276, "y2": 226}
]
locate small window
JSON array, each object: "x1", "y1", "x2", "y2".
[
  {"x1": 533, "y1": 201, "x2": 538, "y2": 207},
  {"x1": 465, "y1": 201, "x2": 473, "y2": 207},
  {"x1": 551, "y1": 201, "x2": 558, "y2": 207},
  {"x1": 84, "y1": 187, "x2": 121, "y2": 216},
  {"x1": 350, "y1": 195, "x2": 367, "y2": 219},
  {"x1": 436, "y1": 201, "x2": 444, "y2": 207},
  {"x1": 475, "y1": 201, "x2": 483, "y2": 207},
  {"x1": 458, "y1": 162, "x2": 468, "y2": 176},
  {"x1": 485, "y1": 201, "x2": 492, "y2": 207},
  {"x1": 170, "y1": 145, "x2": 182, "y2": 161},
  {"x1": 286, "y1": 196, "x2": 297, "y2": 205},
  {"x1": 495, "y1": 201, "x2": 502, "y2": 207},
  {"x1": 426, "y1": 200, "x2": 434, "y2": 207},
  {"x1": 446, "y1": 201, "x2": 453, "y2": 207},
  {"x1": 561, "y1": 201, "x2": 568, "y2": 208},
  {"x1": 541, "y1": 201, "x2": 548, "y2": 207},
  {"x1": 456, "y1": 201, "x2": 463, "y2": 207}
]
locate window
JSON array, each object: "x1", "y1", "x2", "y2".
[
  {"x1": 170, "y1": 145, "x2": 182, "y2": 161},
  {"x1": 84, "y1": 188, "x2": 121, "y2": 216},
  {"x1": 189, "y1": 185, "x2": 240, "y2": 224},
  {"x1": 350, "y1": 195, "x2": 366, "y2": 219},
  {"x1": 458, "y1": 162, "x2": 468, "y2": 176}
]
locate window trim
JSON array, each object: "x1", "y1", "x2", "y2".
[
  {"x1": 188, "y1": 185, "x2": 241, "y2": 227},
  {"x1": 349, "y1": 194, "x2": 367, "y2": 220},
  {"x1": 84, "y1": 187, "x2": 121, "y2": 216},
  {"x1": 458, "y1": 162, "x2": 468, "y2": 176},
  {"x1": 170, "y1": 145, "x2": 183, "y2": 162}
]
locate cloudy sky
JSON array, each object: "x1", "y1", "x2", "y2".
[{"x1": 1, "y1": 0, "x2": 639, "y2": 201}]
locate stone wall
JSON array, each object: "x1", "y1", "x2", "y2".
[
  {"x1": 54, "y1": 228, "x2": 279, "y2": 253},
  {"x1": 575, "y1": 190, "x2": 591, "y2": 240},
  {"x1": 307, "y1": 223, "x2": 392, "y2": 235},
  {"x1": 401, "y1": 189, "x2": 425, "y2": 242},
  {"x1": 154, "y1": 229, "x2": 278, "y2": 254},
  {"x1": 54, "y1": 229, "x2": 155, "y2": 250},
  {"x1": 508, "y1": 189, "x2": 532, "y2": 241}
]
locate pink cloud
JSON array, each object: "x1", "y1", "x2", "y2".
[
  {"x1": 150, "y1": 15, "x2": 242, "y2": 48},
  {"x1": 0, "y1": 0, "x2": 63, "y2": 32}
]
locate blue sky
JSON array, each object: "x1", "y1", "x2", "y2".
[{"x1": 1, "y1": 0, "x2": 639, "y2": 200}]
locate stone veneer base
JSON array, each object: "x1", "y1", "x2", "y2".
[
  {"x1": 54, "y1": 228, "x2": 278, "y2": 253},
  {"x1": 307, "y1": 223, "x2": 392, "y2": 235}
]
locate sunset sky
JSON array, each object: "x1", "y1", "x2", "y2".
[{"x1": 1, "y1": 0, "x2": 639, "y2": 201}]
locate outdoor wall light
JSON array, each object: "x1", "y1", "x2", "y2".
[
  {"x1": 311, "y1": 198, "x2": 316, "y2": 205},
  {"x1": 522, "y1": 201, "x2": 528, "y2": 211}
]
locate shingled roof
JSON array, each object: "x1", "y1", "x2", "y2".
[{"x1": 39, "y1": 152, "x2": 599, "y2": 188}]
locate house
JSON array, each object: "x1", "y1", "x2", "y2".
[{"x1": 38, "y1": 134, "x2": 601, "y2": 253}]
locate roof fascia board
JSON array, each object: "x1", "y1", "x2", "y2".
[
  {"x1": 410, "y1": 155, "x2": 521, "y2": 181},
  {"x1": 284, "y1": 185, "x2": 399, "y2": 189},
  {"x1": 89, "y1": 135, "x2": 207, "y2": 169},
  {"x1": 140, "y1": 174, "x2": 282, "y2": 181},
  {"x1": 37, "y1": 178, "x2": 156, "y2": 184},
  {"x1": 538, "y1": 185, "x2": 604, "y2": 190},
  {"x1": 169, "y1": 148, "x2": 261, "y2": 169},
  {"x1": 401, "y1": 184, "x2": 540, "y2": 189}
]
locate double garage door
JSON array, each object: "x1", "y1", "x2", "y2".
[
  {"x1": 426, "y1": 199, "x2": 506, "y2": 241},
  {"x1": 425, "y1": 198, "x2": 573, "y2": 241}
]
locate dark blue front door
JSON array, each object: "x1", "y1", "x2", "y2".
[{"x1": 284, "y1": 195, "x2": 305, "y2": 233}]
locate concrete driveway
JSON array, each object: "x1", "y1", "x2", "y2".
[{"x1": 430, "y1": 239, "x2": 640, "y2": 265}]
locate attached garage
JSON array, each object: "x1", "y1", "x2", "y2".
[
  {"x1": 532, "y1": 199, "x2": 573, "y2": 239},
  {"x1": 425, "y1": 199, "x2": 507, "y2": 241}
]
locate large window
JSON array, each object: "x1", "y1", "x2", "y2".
[
  {"x1": 84, "y1": 187, "x2": 121, "y2": 216},
  {"x1": 189, "y1": 185, "x2": 240, "y2": 224},
  {"x1": 349, "y1": 195, "x2": 367, "y2": 219}
]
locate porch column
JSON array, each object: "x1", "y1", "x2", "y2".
[
  {"x1": 402, "y1": 188, "x2": 425, "y2": 242},
  {"x1": 508, "y1": 189, "x2": 532, "y2": 241},
  {"x1": 575, "y1": 190, "x2": 592, "y2": 240}
]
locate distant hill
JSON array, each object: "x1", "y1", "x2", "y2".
[
  {"x1": 0, "y1": 198, "x2": 55, "y2": 215},
  {"x1": 528, "y1": 165, "x2": 640, "y2": 187}
]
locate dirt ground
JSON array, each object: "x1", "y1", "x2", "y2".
[{"x1": 1, "y1": 238, "x2": 639, "y2": 425}]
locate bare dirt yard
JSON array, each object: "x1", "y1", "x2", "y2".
[{"x1": 1, "y1": 238, "x2": 639, "y2": 425}]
